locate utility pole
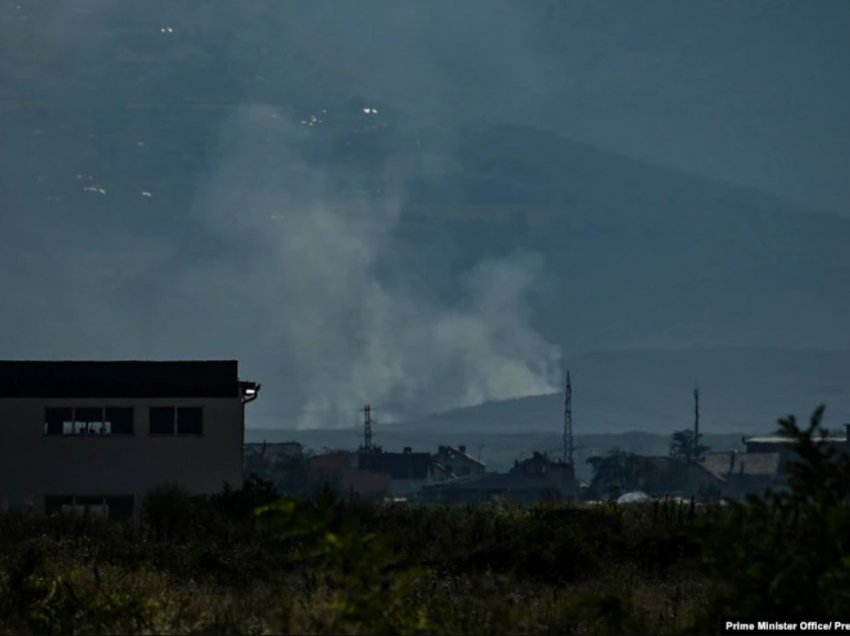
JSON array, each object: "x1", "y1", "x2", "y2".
[
  {"x1": 362, "y1": 404, "x2": 372, "y2": 451},
  {"x1": 693, "y1": 386, "x2": 700, "y2": 463},
  {"x1": 564, "y1": 371, "x2": 573, "y2": 465}
]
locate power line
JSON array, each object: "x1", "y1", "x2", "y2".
[
  {"x1": 693, "y1": 385, "x2": 700, "y2": 463},
  {"x1": 362, "y1": 404, "x2": 372, "y2": 451},
  {"x1": 564, "y1": 370, "x2": 573, "y2": 465}
]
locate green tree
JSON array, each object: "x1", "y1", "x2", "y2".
[
  {"x1": 587, "y1": 449, "x2": 657, "y2": 499},
  {"x1": 697, "y1": 405, "x2": 850, "y2": 624},
  {"x1": 669, "y1": 429, "x2": 709, "y2": 463},
  {"x1": 245, "y1": 446, "x2": 313, "y2": 496},
  {"x1": 141, "y1": 482, "x2": 195, "y2": 540}
]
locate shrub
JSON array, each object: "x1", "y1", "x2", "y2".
[
  {"x1": 141, "y1": 482, "x2": 195, "y2": 541},
  {"x1": 697, "y1": 405, "x2": 850, "y2": 625}
]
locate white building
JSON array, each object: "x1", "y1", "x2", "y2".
[{"x1": 0, "y1": 360, "x2": 259, "y2": 519}]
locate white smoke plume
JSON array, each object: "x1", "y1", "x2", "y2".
[{"x1": 179, "y1": 104, "x2": 562, "y2": 427}]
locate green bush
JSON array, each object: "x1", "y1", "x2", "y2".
[
  {"x1": 140, "y1": 482, "x2": 195, "y2": 541},
  {"x1": 697, "y1": 405, "x2": 850, "y2": 626}
]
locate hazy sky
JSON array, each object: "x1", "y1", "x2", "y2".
[
  {"x1": 211, "y1": 0, "x2": 850, "y2": 215},
  {"x1": 1, "y1": 1, "x2": 849, "y2": 428},
  {"x1": 3, "y1": 1, "x2": 849, "y2": 212}
]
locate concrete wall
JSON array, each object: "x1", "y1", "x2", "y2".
[{"x1": 0, "y1": 397, "x2": 244, "y2": 513}]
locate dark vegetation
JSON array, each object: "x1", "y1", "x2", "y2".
[
  {"x1": 668, "y1": 429, "x2": 709, "y2": 464},
  {"x1": 0, "y1": 408, "x2": 846, "y2": 634}
]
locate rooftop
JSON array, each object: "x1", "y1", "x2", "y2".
[
  {"x1": 745, "y1": 435, "x2": 848, "y2": 444},
  {"x1": 700, "y1": 451, "x2": 782, "y2": 478},
  {"x1": 0, "y1": 360, "x2": 243, "y2": 398},
  {"x1": 435, "y1": 445, "x2": 486, "y2": 466}
]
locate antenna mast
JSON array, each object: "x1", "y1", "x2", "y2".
[
  {"x1": 563, "y1": 371, "x2": 573, "y2": 465},
  {"x1": 693, "y1": 386, "x2": 700, "y2": 463},
  {"x1": 362, "y1": 404, "x2": 372, "y2": 451}
]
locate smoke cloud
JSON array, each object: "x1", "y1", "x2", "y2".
[
  {"x1": 3, "y1": 1, "x2": 849, "y2": 433},
  {"x1": 176, "y1": 105, "x2": 562, "y2": 427}
]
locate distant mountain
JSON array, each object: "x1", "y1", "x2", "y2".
[
  {"x1": 387, "y1": 348, "x2": 850, "y2": 435},
  {"x1": 391, "y1": 124, "x2": 850, "y2": 353}
]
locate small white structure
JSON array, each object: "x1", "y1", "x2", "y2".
[
  {"x1": 0, "y1": 360, "x2": 259, "y2": 519},
  {"x1": 616, "y1": 491, "x2": 651, "y2": 504}
]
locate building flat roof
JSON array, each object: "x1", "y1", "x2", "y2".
[
  {"x1": 0, "y1": 360, "x2": 241, "y2": 398},
  {"x1": 746, "y1": 436, "x2": 847, "y2": 444}
]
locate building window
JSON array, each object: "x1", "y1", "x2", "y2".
[
  {"x1": 149, "y1": 406, "x2": 203, "y2": 435},
  {"x1": 106, "y1": 408, "x2": 134, "y2": 435},
  {"x1": 45, "y1": 495, "x2": 134, "y2": 521},
  {"x1": 45, "y1": 408, "x2": 71, "y2": 435},
  {"x1": 177, "y1": 407, "x2": 203, "y2": 435},
  {"x1": 149, "y1": 407, "x2": 175, "y2": 435},
  {"x1": 74, "y1": 407, "x2": 103, "y2": 434},
  {"x1": 44, "y1": 407, "x2": 134, "y2": 436}
]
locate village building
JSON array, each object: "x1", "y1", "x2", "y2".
[
  {"x1": 432, "y1": 444, "x2": 486, "y2": 478},
  {"x1": 699, "y1": 451, "x2": 781, "y2": 500},
  {"x1": 693, "y1": 424, "x2": 850, "y2": 501},
  {"x1": 309, "y1": 451, "x2": 392, "y2": 499},
  {"x1": 421, "y1": 451, "x2": 576, "y2": 504},
  {"x1": 743, "y1": 425, "x2": 850, "y2": 469},
  {"x1": 357, "y1": 447, "x2": 438, "y2": 495},
  {"x1": 639, "y1": 456, "x2": 724, "y2": 500},
  {"x1": 0, "y1": 360, "x2": 259, "y2": 519},
  {"x1": 307, "y1": 447, "x2": 440, "y2": 499}
]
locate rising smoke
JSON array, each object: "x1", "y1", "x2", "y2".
[
  {"x1": 4, "y1": 1, "x2": 848, "y2": 431},
  {"x1": 185, "y1": 105, "x2": 562, "y2": 427}
]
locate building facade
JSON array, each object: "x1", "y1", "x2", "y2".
[
  {"x1": 0, "y1": 360, "x2": 259, "y2": 518},
  {"x1": 422, "y1": 451, "x2": 576, "y2": 504}
]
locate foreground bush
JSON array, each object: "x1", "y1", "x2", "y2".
[
  {"x1": 697, "y1": 405, "x2": 850, "y2": 626},
  {"x1": 0, "y1": 406, "x2": 846, "y2": 633},
  {"x1": 0, "y1": 496, "x2": 707, "y2": 633}
]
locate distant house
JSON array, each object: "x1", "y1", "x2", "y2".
[
  {"x1": 695, "y1": 423, "x2": 850, "y2": 501},
  {"x1": 433, "y1": 445, "x2": 486, "y2": 478},
  {"x1": 512, "y1": 451, "x2": 574, "y2": 480},
  {"x1": 743, "y1": 425, "x2": 850, "y2": 470},
  {"x1": 699, "y1": 452, "x2": 782, "y2": 500},
  {"x1": 310, "y1": 451, "x2": 391, "y2": 499},
  {"x1": 0, "y1": 360, "x2": 259, "y2": 519},
  {"x1": 422, "y1": 451, "x2": 575, "y2": 504},
  {"x1": 639, "y1": 456, "x2": 724, "y2": 500},
  {"x1": 357, "y1": 448, "x2": 437, "y2": 495}
]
